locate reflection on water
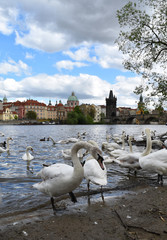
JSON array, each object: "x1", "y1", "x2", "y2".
[{"x1": 0, "y1": 124, "x2": 166, "y2": 221}]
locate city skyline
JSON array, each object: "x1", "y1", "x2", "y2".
[{"x1": 0, "y1": 0, "x2": 146, "y2": 108}]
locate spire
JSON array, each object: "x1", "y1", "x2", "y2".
[
  {"x1": 139, "y1": 94, "x2": 143, "y2": 103},
  {"x1": 3, "y1": 95, "x2": 7, "y2": 103},
  {"x1": 109, "y1": 90, "x2": 113, "y2": 99}
]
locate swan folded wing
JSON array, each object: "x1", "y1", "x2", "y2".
[
  {"x1": 0, "y1": 147, "x2": 6, "y2": 153},
  {"x1": 36, "y1": 163, "x2": 73, "y2": 180},
  {"x1": 22, "y1": 153, "x2": 34, "y2": 161},
  {"x1": 139, "y1": 149, "x2": 167, "y2": 173},
  {"x1": 117, "y1": 153, "x2": 139, "y2": 163},
  {"x1": 84, "y1": 159, "x2": 107, "y2": 185}
]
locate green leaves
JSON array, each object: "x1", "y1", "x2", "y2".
[
  {"x1": 26, "y1": 111, "x2": 37, "y2": 120},
  {"x1": 116, "y1": 0, "x2": 167, "y2": 107}
]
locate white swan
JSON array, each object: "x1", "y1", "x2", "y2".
[
  {"x1": 62, "y1": 148, "x2": 84, "y2": 160},
  {"x1": 164, "y1": 139, "x2": 167, "y2": 148},
  {"x1": 48, "y1": 136, "x2": 57, "y2": 145},
  {"x1": 83, "y1": 156, "x2": 107, "y2": 192},
  {"x1": 0, "y1": 132, "x2": 4, "y2": 137},
  {"x1": 108, "y1": 133, "x2": 128, "y2": 158},
  {"x1": 112, "y1": 130, "x2": 126, "y2": 144},
  {"x1": 102, "y1": 141, "x2": 121, "y2": 151},
  {"x1": 67, "y1": 137, "x2": 79, "y2": 143},
  {"x1": 152, "y1": 139, "x2": 164, "y2": 149},
  {"x1": 0, "y1": 137, "x2": 12, "y2": 154},
  {"x1": 139, "y1": 148, "x2": 167, "y2": 184},
  {"x1": 80, "y1": 139, "x2": 107, "y2": 192},
  {"x1": 103, "y1": 136, "x2": 133, "y2": 163},
  {"x1": 22, "y1": 146, "x2": 34, "y2": 161},
  {"x1": 114, "y1": 128, "x2": 152, "y2": 174},
  {"x1": 33, "y1": 141, "x2": 104, "y2": 214},
  {"x1": 102, "y1": 132, "x2": 126, "y2": 152}
]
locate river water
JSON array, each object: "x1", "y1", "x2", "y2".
[{"x1": 0, "y1": 124, "x2": 166, "y2": 225}]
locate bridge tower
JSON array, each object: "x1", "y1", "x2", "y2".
[{"x1": 106, "y1": 90, "x2": 117, "y2": 121}]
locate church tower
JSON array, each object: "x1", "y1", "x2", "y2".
[
  {"x1": 3, "y1": 95, "x2": 7, "y2": 103},
  {"x1": 106, "y1": 90, "x2": 117, "y2": 119}
]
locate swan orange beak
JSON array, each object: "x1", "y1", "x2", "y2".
[{"x1": 97, "y1": 154, "x2": 105, "y2": 170}]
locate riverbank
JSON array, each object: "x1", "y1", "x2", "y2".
[{"x1": 1, "y1": 184, "x2": 167, "y2": 240}]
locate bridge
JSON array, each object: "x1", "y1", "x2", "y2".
[{"x1": 105, "y1": 113, "x2": 167, "y2": 125}]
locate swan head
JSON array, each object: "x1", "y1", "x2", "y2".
[
  {"x1": 90, "y1": 146, "x2": 105, "y2": 170},
  {"x1": 26, "y1": 146, "x2": 33, "y2": 152},
  {"x1": 145, "y1": 128, "x2": 151, "y2": 135},
  {"x1": 8, "y1": 137, "x2": 13, "y2": 141}
]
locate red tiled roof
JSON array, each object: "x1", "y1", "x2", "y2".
[{"x1": 25, "y1": 100, "x2": 46, "y2": 106}]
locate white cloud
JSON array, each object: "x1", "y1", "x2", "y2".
[
  {"x1": 0, "y1": 0, "x2": 145, "y2": 109},
  {"x1": 112, "y1": 76, "x2": 142, "y2": 108},
  {"x1": 15, "y1": 24, "x2": 67, "y2": 52},
  {"x1": 55, "y1": 60, "x2": 88, "y2": 71},
  {"x1": 25, "y1": 52, "x2": 34, "y2": 59},
  {"x1": 0, "y1": 7, "x2": 16, "y2": 35},
  {"x1": 0, "y1": 0, "x2": 132, "y2": 52},
  {"x1": 0, "y1": 73, "x2": 143, "y2": 108},
  {"x1": 0, "y1": 59, "x2": 31, "y2": 76},
  {"x1": 0, "y1": 73, "x2": 111, "y2": 105},
  {"x1": 63, "y1": 47, "x2": 95, "y2": 62},
  {"x1": 95, "y1": 44, "x2": 125, "y2": 70},
  {"x1": 0, "y1": 78, "x2": 23, "y2": 97},
  {"x1": 61, "y1": 44, "x2": 125, "y2": 71}
]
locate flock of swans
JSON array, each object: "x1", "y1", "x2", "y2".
[{"x1": 1, "y1": 128, "x2": 167, "y2": 214}]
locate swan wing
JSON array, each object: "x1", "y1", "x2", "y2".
[
  {"x1": 139, "y1": 149, "x2": 167, "y2": 173},
  {"x1": 117, "y1": 152, "x2": 140, "y2": 163},
  {"x1": 0, "y1": 147, "x2": 6, "y2": 153},
  {"x1": 36, "y1": 163, "x2": 73, "y2": 180},
  {"x1": 22, "y1": 153, "x2": 34, "y2": 161},
  {"x1": 84, "y1": 159, "x2": 107, "y2": 186}
]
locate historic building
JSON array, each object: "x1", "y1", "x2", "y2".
[
  {"x1": 0, "y1": 107, "x2": 18, "y2": 121},
  {"x1": 24, "y1": 100, "x2": 48, "y2": 119},
  {"x1": 67, "y1": 92, "x2": 79, "y2": 108},
  {"x1": 105, "y1": 90, "x2": 117, "y2": 122}
]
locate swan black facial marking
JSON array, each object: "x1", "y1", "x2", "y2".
[{"x1": 97, "y1": 154, "x2": 105, "y2": 170}]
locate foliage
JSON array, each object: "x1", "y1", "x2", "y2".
[
  {"x1": 87, "y1": 105, "x2": 96, "y2": 119},
  {"x1": 116, "y1": 0, "x2": 167, "y2": 107},
  {"x1": 26, "y1": 111, "x2": 37, "y2": 120},
  {"x1": 66, "y1": 106, "x2": 94, "y2": 124},
  {"x1": 100, "y1": 113, "x2": 105, "y2": 123},
  {"x1": 155, "y1": 105, "x2": 164, "y2": 115},
  {"x1": 66, "y1": 111, "x2": 79, "y2": 124}
]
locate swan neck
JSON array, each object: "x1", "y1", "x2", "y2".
[
  {"x1": 128, "y1": 138, "x2": 133, "y2": 153},
  {"x1": 121, "y1": 135, "x2": 125, "y2": 150},
  {"x1": 71, "y1": 142, "x2": 84, "y2": 167},
  {"x1": 26, "y1": 149, "x2": 29, "y2": 156},
  {"x1": 142, "y1": 130, "x2": 152, "y2": 156},
  {"x1": 6, "y1": 139, "x2": 10, "y2": 150},
  {"x1": 71, "y1": 141, "x2": 93, "y2": 168}
]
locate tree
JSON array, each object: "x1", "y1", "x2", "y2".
[
  {"x1": 66, "y1": 111, "x2": 78, "y2": 124},
  {"x1": 66, "y1": 107, "x2": 87, "y2": 124},
  {"x1": 87, "y1": 105, "x2": 95, "y2": 119},
  {"x1": 116, "y1": 0, "x2": 167, "y2": 107},
  {"x1": 26, "y1": 111, "x2": 37, "y2": 120}
]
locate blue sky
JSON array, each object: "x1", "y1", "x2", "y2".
[{"x1": 0, "y1": 0, "x2": 143, "y2": 108}]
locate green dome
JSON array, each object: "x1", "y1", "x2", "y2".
[{"x1": 68, "y1": 92, "x2": 78, "y2": 101}]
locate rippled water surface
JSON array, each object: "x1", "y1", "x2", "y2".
[{"x1": 0, "y1": 124, "x2": 166, "y2": 222}]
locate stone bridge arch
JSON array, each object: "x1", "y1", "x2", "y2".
[
  {"x1": 126, "y1": 117, "x2": 136, "y2": 124},
  {"x1": 144, "y1": 116, "x2": 159, "y2": 124}
]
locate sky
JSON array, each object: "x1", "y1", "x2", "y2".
[{"x1": 0, "y1": 0, "x2": 143, "y2": 108}]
